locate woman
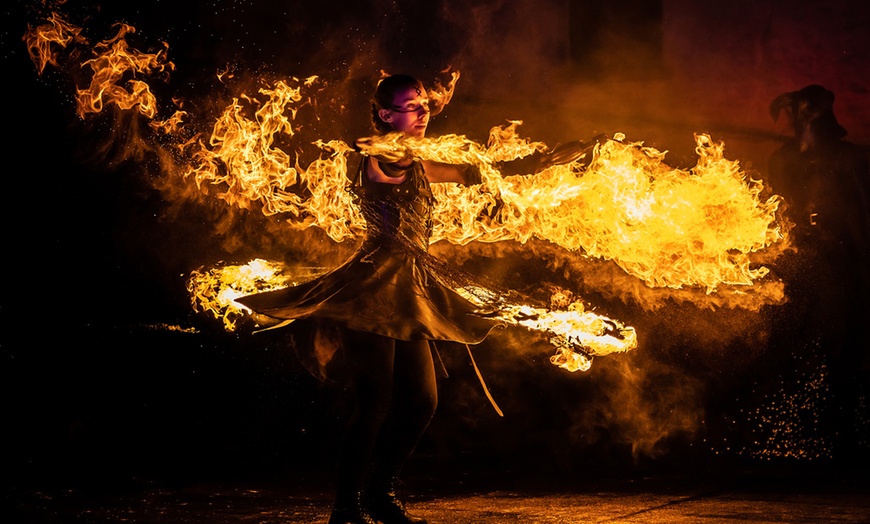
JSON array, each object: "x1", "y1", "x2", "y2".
[{"x1": 237, "y1": 74, "x2": 501, "y2": 524}]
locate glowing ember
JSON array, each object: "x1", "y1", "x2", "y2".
[{"x1": 716, "y1": 342, "x2": 836, "y2": 461}]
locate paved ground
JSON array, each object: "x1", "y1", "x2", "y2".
[{"x1": 11, "y1": 472, "x2": 870, "y2": 523}]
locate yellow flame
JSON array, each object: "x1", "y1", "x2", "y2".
[
  {"x1": 493, "y1": 133, "x2": 783, "y2": 294},
  {"x1": 186, "y1": 258, "x2": 290, "y2": 331},
  {"x1": 355, "y1": 129, "x2": 782, "y2": 295},
  {"x1": 495, "y1": 301, "x2": 637, "y2": 372},
  {"x1": 30, "y1": 19, "x2": 780, "y2": 297},
  {"x1": 182, "y1": 77, "x2": 365, "y2": 241}
]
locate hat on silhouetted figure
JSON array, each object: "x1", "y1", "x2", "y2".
[{"x1": 770, "y1": 84, "x2": 848, "y2": 142}]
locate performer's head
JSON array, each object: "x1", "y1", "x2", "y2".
[{"x1": 371, "y1": 74, "x2": 430, "y2": 138}]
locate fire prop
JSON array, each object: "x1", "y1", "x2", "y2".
[{"x1": 24, "y1": 9, "x2": 787, "y2": 373}]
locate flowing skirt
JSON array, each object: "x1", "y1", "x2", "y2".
[{"x1": 236, "y1": 240, "x2": 502, "y2": 344}]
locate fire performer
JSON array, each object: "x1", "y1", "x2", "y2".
[{"x1": 237, "y1": 74, "x2": 589, "y2": 524}]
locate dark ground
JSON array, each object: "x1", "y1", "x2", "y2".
[
  {"x1": 9, "y1": 466, "x2": 870, "y2": 523},
  {"x1": 5, "y1": 322, "x2": 870, "y2": 523}
]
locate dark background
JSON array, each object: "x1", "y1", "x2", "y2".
[{"x1": 4, "y1": 0, "x2": 869, "y2": 497}]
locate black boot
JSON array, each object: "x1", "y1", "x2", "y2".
[
  {"x1": 328, "y1": 492, "x2": 376, "y2": 524},
  {"x1": 365, "y1": 480, "x2": 427, "y2": 524}
]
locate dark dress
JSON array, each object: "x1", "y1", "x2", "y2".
[{"x1": 235, "y1": 156, "x2": 503, "y2": 344}]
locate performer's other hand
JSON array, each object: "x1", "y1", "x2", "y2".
[{"x1": 538, "y1": 133, "x2": 609, "y2": 171}]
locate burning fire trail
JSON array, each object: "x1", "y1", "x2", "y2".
[
  {"x1": 186, "y1": 259, "x2": 636, "y2": 372},
  {"x1": 356, "y1": 129, "x2": 784, "y2": 294},
  {"x1": 24, "y1": 9, "x2": 788, "y2": 371}
]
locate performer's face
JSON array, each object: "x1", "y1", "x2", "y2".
[{"x1": 380, "y1": 85, "x2": 430, "y2": 138}]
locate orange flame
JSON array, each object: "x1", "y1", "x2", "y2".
[
  {"x1": 149, "y1": 110, "x2": 188, "y2": 135},
  {"x1": 75, "y1": 23, "x2": 173, "y2": 119},
  {"x1": 23, "y1": 12, "x2": 83, "y2": 75},
  {"x1": 177, "y1": 79, "x2": 783, "y2": 369},
  {"x1": 182, "y1": 76, "x2": 365, "y2": 241},
  {"x1": 495, "y1": 133, "x2": 783, "y2": 294}
]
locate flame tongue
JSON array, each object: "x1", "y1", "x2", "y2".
[
  {"x1": 24, "y1": 12, "x2": 84, "y2": 74},
  {"x1": 493, "y1": 301, "x2": 638, "y2": 373},
  {"x1": 77, "y1": 23, "x2": 173, "y2": 119}
]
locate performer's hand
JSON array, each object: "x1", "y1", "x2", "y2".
[{"x1": 538, "y1": 133, "x2": 608, "y2": 171}]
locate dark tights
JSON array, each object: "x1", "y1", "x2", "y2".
[{"x1": 335, "y1": 330, "x2": 438, "y2": 503}]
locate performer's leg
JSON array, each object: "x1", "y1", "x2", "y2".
[
  {"x1": 366, "y1": 339, "x2": 437, "y2": 524},
  {"x1": 329, "y1": 331, "x2": 395, "y2": 524},
  {"x1": 372, "y1": 338, "x2": 438, "y2": 479}
]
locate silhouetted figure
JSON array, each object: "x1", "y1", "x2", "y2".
[{"x1": 768, "y1": 84, "x2": 870, "y2": 467}]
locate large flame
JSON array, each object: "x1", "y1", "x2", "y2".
[
  {"x1": 184, "y1": 93, "x2": 783, "y2": 297},
  {"x1": 337, "y1": 128, "x2": 784, "y2": 295},
  {"x1": 24, "y1": 10, "x2": 789, "y2": 372}
]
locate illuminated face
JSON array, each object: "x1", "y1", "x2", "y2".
[{"x1": 379, "y1": 85, "x2": 430, "y2": 138}]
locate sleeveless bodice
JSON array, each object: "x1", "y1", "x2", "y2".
[{"x1": 352, "y1": 158, "x2": 434, "y2": 251}]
